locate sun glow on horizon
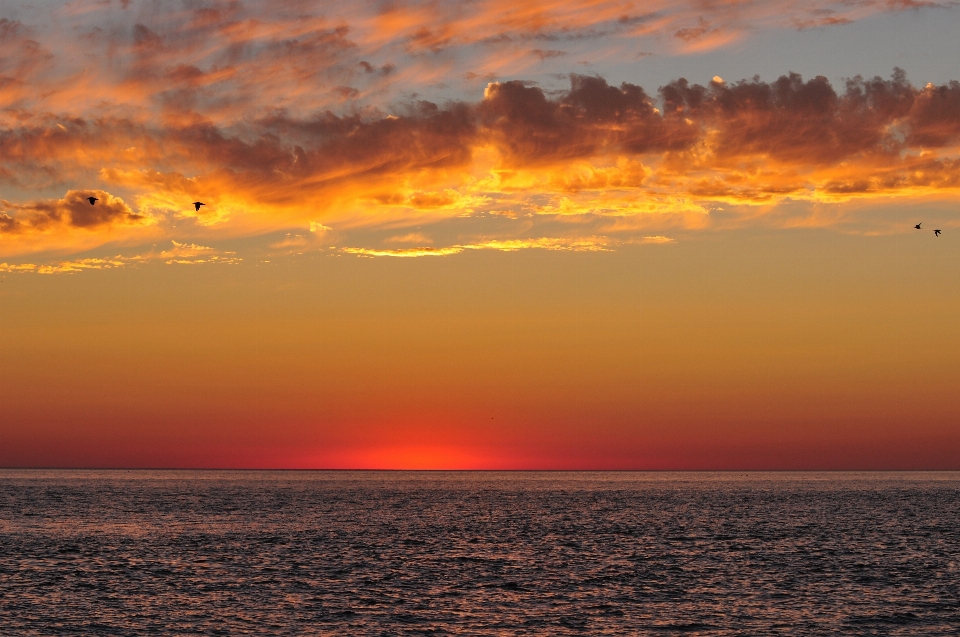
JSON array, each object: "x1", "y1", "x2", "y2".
[{"x1": 327, "y1": 446, "x2": 515, "y2": 471}]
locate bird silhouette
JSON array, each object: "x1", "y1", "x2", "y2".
[
  {"x1": 193, "y1": 202, "x2": 205, "y2": 211},
  {"x1": 87, "y1": 196, "x2": 98, "y2": 205},
  {"x1": 915, "y1": 223, "x2": 922, "y2": 229},
  {"x1": 934, "y1": 229, "x2": 941, "y2": 237}
]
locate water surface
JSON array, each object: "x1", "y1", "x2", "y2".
[{"x1": 1, "y1": 471, "x2": 958, "y2": 635}]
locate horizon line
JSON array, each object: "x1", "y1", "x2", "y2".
[{"x1": 3, "y1": 467, "x2": 959, "y2": 473}]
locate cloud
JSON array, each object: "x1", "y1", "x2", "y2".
[
  {"x1": 0, "y1": 254, "x2": 141, "y2": 274},
  {"x1": 480, "y1": 75, "x2": 701, "y2": 164},
  {"x1": 159, "y1": 240, "x2": 239, "y2": 264},
  {"x1": 0, "y1": 190, "x2": 146, "y2": 234},
  {"x1": 160, "y1": 240, "x2": 218, "y2": 259},
  {"x1": 1, "y1": 240, "x2": 238, "y2": 274},
  {"x1": 371, "y1": 188, "x2": 489, "y2": 211},
  {"x1": 342, "y1": 236, "x2": 611, "y2": 257},
  {"x1": 343, "y1": 246, "x2": 464, "y2": 258},
  {"x1": 0, "y1": 262, "x2": 38, "y2": 271},
  {"x1": 531, "y1": 49, "x2": 566, "y2": 61},
  {"x1": 3, "y1": 1, "x2": 948, "y2": 128},
  {"x1": 5, "y1": 37, "x2": 960, "y2": 258},
  {"x1": 36, "y1": 257, "x2": 129, "y2": 274}
]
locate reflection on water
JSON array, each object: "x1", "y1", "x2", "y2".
[{"x1": 1, "y1": 471, "x2": 958, "y2": 635}]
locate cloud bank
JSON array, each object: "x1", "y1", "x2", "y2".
[{"x1": 1, "y1": 1, "x2": 958, "y2": 259}]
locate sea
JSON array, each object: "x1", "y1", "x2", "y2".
[{"x1": 0, "y1": 470, "x2": 957, "y2": 636}]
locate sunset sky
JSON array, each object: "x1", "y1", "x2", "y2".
[{"x1": 1, "y1": 0, "x2": 958, "y2": 469}]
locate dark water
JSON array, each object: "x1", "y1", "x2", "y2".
[{"x1": 1, "y1": 471, "x2": 958, "y2": 635}]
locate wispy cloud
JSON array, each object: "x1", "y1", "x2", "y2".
[
  {"x1": 641, "y1": 235, "x2": 675, "y2": 244},
  {"x1": 2, "y1": 255, "x2": 135, "y2": 274},
  {"x1": 342, "y1": 236, "x2": 611, "y2": 257},
  {"x1": 0, "y1": 240, "x2": 239, "y2": 274},
  {"x1": 160, "y1": 240, "x2": 240, "y2": 264}
]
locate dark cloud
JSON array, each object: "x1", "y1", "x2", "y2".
[
  {"x1": 674, "y1": 20, "x2": 713, "y2": 42},
  {"x1": 793, "y1": 15, "x2": 852, "y2": 29},
  {"x1": 703, "y1": 72, "x2": 898, "y2": 164},
  {"x1": 656, "y1": 69, "x2": 948, "y2": 165},
  {"x1": 479, "y1": 75, "x2": 700, "y2": 163},
  {"x1": 6, "y1": 71, "x2": 960, "y2": 181},
  {"x1": 0, "y1": 190, "x2": 144, "y2": 234},
  {"x1": 905, "y1": 81, "x2": 960, "y2": 147},
  {"x1": 132, "y1": 24, "x2": 163, "y2": 54},
  {"x1": 407, "y1": 27, "x2": 452, "y2": 53},
  {"x1": 531, "y1": 49, "x2": 566, "y2": 60},
  {"x1": 335, "y1": 86, "x2": 360, "y2": 99},
  {"x1": 480, "y1": 33, "x2": 512, "y2": 45}
]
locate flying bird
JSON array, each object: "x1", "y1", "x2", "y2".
[
  {"x1": 86, "y1": 197, "x2": 98, "y2": 205},
  {"x1": 193, "y1": 202, "x2": 205, "y2": 211},
  {"x1": 915, "y1": 223, "x2": 922, "y2": 229},
  {"x1": 934, "y1": 229, "x2": 941, "y2": 237}
]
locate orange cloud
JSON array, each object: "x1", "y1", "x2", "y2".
[
  {"x1": 342, "y1": 236, "x2": 611, "y2": 258},
  {"x1": 159, "y1": 240, "x2": 237, "y2": 263},
  {"x1": 0, "y1": 239, "x2": 239, "y2": 274},
  {"x1": 0, "y1": 190, "x2": 145, "y2": 234},
  {"x1": 5, "y1": 51, "x2": 960, "y2": 259}
]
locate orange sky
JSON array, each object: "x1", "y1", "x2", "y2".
[{"x1": 1, "y1": 0, "x2": 959, "y2": 468}]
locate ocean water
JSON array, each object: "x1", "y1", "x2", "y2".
[{"x1": 0, "y1": 471, "x2": 958, "y2": 636}]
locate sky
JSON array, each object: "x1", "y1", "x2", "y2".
[{"x1": 1, "y1": 0, "x2": 959, "y2": 469}]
